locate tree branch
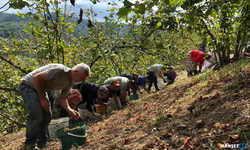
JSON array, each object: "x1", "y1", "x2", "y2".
[
  {"x1": 89, "y1": 45, "x2": 140, "y2": 68},
  {"x1": 0, "y1": 111, "x2": 25, "y2": 127},
  {"x1": 0, "y1": 55, "x2": 28, "y2": 74},
  {"x1": 0, "y1": 1, "x2": 9, "y2": 9},
  {"x1": 0, "y1": 86, "x2": 20, "y2": 93},
  {"x1": 200, "y1": 19, "x2": 217, "y2": 47}
]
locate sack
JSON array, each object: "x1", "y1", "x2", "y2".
[{"x1": 201, "y1": 60, "x2": 211, "y2": 71}]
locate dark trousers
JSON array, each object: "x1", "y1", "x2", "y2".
[
  {"x1": 147, "y1": 71, "x2": 159, "y2": 91},
  {"x1": 19, "y1": 85, "x2": 51, "y2": 146}
]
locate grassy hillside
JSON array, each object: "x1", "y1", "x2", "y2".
[{"x1": 1, "y1": 59, "x2": 250, "y2": 150}]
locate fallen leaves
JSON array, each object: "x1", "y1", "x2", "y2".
[
  {"x1": 183, "y1": 137, "x2": 194, "y2": 149},
  {"x1": 213, "y1": 123, "x2": 230, "y2": 129},
  {"x1": 227, "y1": 134, "x2": 239, "y2": 144}
]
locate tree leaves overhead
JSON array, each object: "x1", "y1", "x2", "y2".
[
  {"x1": 124, "y1": 0, "x2": 133, "y2": 8},
  {"x1": 134, "y1": 4, "x2": 146, "y2": 14},
  {"x1": 77, "y1": 8, "x2": 83, "y2": 24},
  {"x1": 70, "y1": 0, "x2": 75, "y2": 6},
  {"x1": 157, "y1": 22, "x2": 162, "y2": 27},
  {"x1": 9, "y1": 0, "x2": 30, "y2": 9},
  {"x1": 117, "y1": 7, "x2": 131, "y2": 18},
  {"x1": 162, "y1": 0, "x2": 169, "y2": 6}
]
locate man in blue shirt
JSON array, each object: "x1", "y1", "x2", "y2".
[{"x1": 136, "y1": 76, "x2": 150, "y2": 94}]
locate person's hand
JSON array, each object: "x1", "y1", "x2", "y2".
[
  {"x1": 40, "y1": 97, "x2": 50, "y2": 111},
  {"x1": 67, "y1": 108, "x2": 80, "y2": 120},
  {"x1": 163, "y1": 80, "x2": 167, "y2": 83}
]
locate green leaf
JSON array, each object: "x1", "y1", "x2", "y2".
[
  {"x1": 134, "y1": 4, "x2": 146, "y2": 14},
  {"x1": 157, "y1": 43, "x2": 164, "y2": 49},
  {"x1": 117, "y1": 7, "x2": 131, "y2": 18},
  {"x1": 60, "y1": 16, "x2": 65, "y2": 21},
  {"x1": 156, "y1": 22, "x2": 162, "y2": 27},
  {"x1": 33, "y1": 15, "x2": 39, "y2": 21},
  {"x1": 162, "y1": 0, "x2": 169, "y2": 5},
  {"x1": 26, "y1": 12, "x2": 32, "y2": 16},
  {"x1": 124, "y1": 0, "x2": 133, "y2": 8},
  {"x1": 170, "y1": 0, "x2": 179, "y2": 5}
]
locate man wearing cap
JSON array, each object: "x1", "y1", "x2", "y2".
[
  {"x1": 103, "y1": 76, "x2": 136, "y2": 106},
  {"x1": 147, "y1": 64, "x2": 168, "y2": 92}
]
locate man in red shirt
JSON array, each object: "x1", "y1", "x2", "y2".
[{"x1": 186, "y1": 50, "x2": 216, "y2": 76}]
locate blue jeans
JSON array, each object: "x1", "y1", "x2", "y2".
[
  {"x1": 19, "y1": 84, "x2": 51, "y2": 145},
  {"x1": 147, "y1": 71, "x2": 159, "y2": 91}
]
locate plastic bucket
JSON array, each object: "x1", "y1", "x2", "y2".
[
  {"x1": 48, "y1": 117, "x2": 69, "y2": 139},
  {"x1": 78, "y1": 104, "x2": 93, "y2": 120},
  {"x1": 129, "y1": 94, "x2": 139, "y2": 101},
  {"x1": 56, "y1": 124, "x2": 87, "y2": 150}
]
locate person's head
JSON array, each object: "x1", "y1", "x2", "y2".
[
  {"x1": 68, "y1": 89, "x2": 82, "y2": 106},
  {"x1": 98, "y1": 86, "x2": 109, "y2": 100},
  {"x1": 187, "y1": 51, "x2": 192, "y2": 57},
  {"x1": 164, "y1": 63, "x2": 172, "y2": 71},
  {"x1": 133, "y1": 73, "x2": 139, "y2": 82},
  {"x1": 145, "y1": 76, "x2": 150, "y2": 83},
  {"x1": 109, "y1": 79, "x2": 119, "y2": 91},
  {"x1": 71, "y1": 63, "x2": 90, "y2": 82}
]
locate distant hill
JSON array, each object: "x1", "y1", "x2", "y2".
[
  {"x1": 0, "y1": 13, "x2": 129, "y2": 39},
  {"x1": 0, "y1": 13, "x2": 89, "y2": 39}
]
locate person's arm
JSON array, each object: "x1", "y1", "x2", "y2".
[
  {"x1": 121, "y1": 92, "x2": 127, "y2": 105},
  {"x1": 244, "y1": 50, "x2": 250, "y2": 56},
  {"x1": 142, "y1": 86, "x2": 150, "y2": 93},
  {"x1": 86, "y1": 100, "x2": 93, "y2": 112},
  {"x1": 33, "y1": 72, "x2": 50, "y2": 111},
  {"x1": 137, "y1": 86, "x2": 143, "y2": 94},
  {"x1": 113, "y1": 94, "x2": 121, "y2": 109},
  {"x1": 58, "y1": 93, "x2": 80, "y2": 120},
  {"x1": 158, "y1": 70, "x2": 167, "y2": 82},
  {"x1": 85, "y1": 87, "x2": 96, "y2": 112}
]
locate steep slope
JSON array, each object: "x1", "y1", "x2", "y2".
[{"x1": 1, "y1": 59, "x2": 250, "y2": 150}]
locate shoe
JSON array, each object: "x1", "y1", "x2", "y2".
[{"x1": 25, "y1": 144, "x2": 40, "y2": 150}]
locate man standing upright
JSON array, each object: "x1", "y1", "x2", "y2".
[{"x1": 19, "y1": 63, "x2": 90, "y2": 150}]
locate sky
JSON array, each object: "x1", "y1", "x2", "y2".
[{"x1": 0, "y1": 0, "x2": 125, "y2": 21}]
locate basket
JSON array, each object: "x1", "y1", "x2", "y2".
[
  {"x1": 129, "y1": 94, "x2": 139, "y2": 101},
  {"x1": 56, "y1": 124, "x2": 87, "y2": 150}
]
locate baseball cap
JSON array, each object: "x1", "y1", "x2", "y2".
[{"x1": 111, "y1": 79, "x2": 119, "y2": 87}]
